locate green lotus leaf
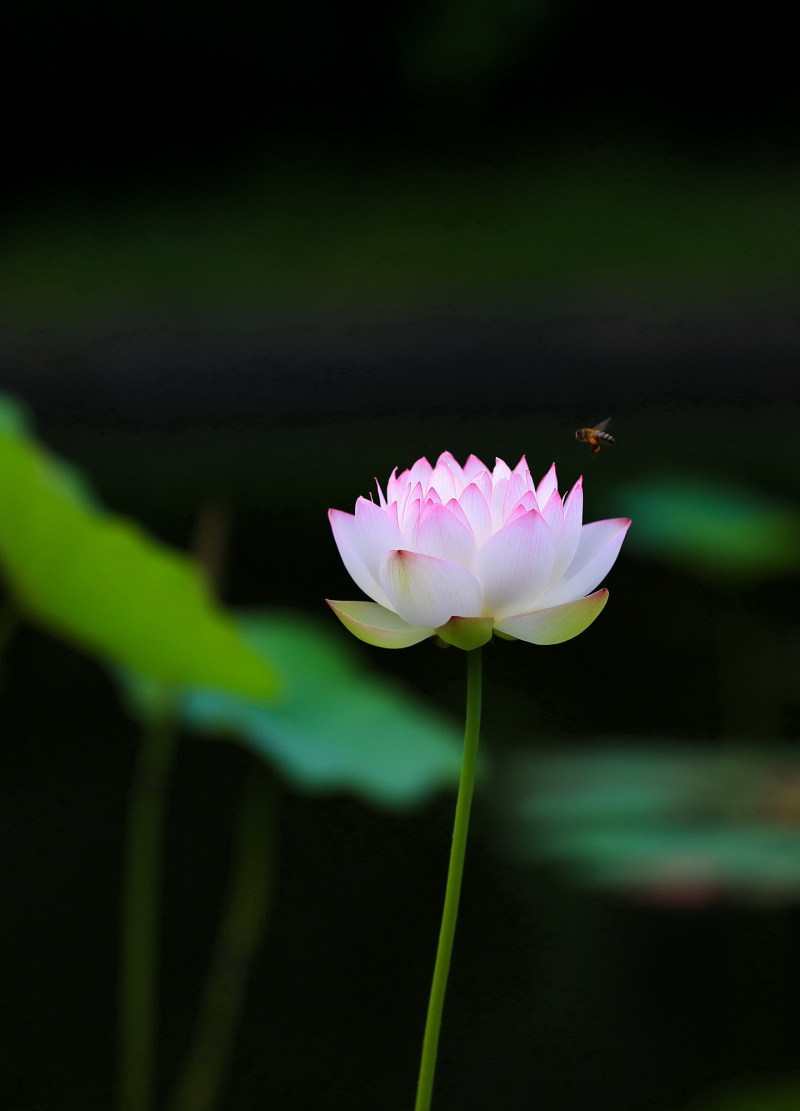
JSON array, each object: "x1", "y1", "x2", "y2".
[
  {"x1": 121, "y1": 610, "x2": 462, "y2": 808},
  {"x1": 0, "y1": 403, "x2": 278, "y2": 699}
]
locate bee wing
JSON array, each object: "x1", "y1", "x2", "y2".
[{"x1": 594, "y1": 418, "x2": 612, "y2": 433}]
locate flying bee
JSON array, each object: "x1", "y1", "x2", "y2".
[{"x1": 575, "y1": 418, "x2": 615, "y2": 454}]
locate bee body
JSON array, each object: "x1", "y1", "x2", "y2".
[{"x1": 575, "y1": 418, "x2": 615, "y2": 454}]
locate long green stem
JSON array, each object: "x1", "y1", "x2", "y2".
[
  {"x1": 118, "y1": 699, "x2": 179, "y2": 1111},
  {"x1": 415, "y1": 646, "x2": 483, "y2": 1111},
  {"x1": 168, "y1": 760, "x2": 277, "y2": 1111}
]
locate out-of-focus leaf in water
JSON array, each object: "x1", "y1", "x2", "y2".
[
  {"x1": 502, "y1": 744, "x2": 800, "y2": 905},
  {"x1": 616, "y1": 475, "x2": 800, "y2": 584},
  {"x1": 687, "y1": 1079, "x2": 800, "y2": 1111},
  {"x1": 0, "y1": 395, "x2": 278, "y2": 699},
  {"x1": 121, "y1": 610, "x2": 462, "y2": 808}
]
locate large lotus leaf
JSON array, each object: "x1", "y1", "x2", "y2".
[
  {"x1": 122, "y1": 610, "x2": 463, "y2": 808},
  {"x1": 0, "y1": 420, "x2": 278, "y2": 699},
  {"x1": 617, "y1": 475, "x2": 800, "y2": 583}
]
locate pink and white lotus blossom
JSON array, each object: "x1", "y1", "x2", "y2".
[{"x1": 327, "y1": 453, "x2": 629, "y2": 651}]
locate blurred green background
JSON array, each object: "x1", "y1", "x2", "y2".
[{"x1": 3, "y1": 0, "x2": 800, "y2": 1108}]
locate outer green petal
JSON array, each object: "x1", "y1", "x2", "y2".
[
  {"x1": 435, "y1": 616, "x2": 494, "y2": 650},
  {"x1": 326, "y1": 600, "x2": 434, "y2": 649},
  {"x1": 494, "y1": 589, "x2": 609, "y2": 645}
]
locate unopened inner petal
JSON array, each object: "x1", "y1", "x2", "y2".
[
  {"x1": 537, "y1": 463, "x2": 558, "y2": 506},
  {"x1": 426, "y1": 462, "x2": 458, "y2": 503},
  {"x1": 414, "y1": 502, "x2": 478, "y2": 569},
  {"x1": 458, "y1": 483, "x2": 492, "y2": 547}
]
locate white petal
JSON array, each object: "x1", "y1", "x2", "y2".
[
  {"x1": 396, "y1": 467, "x2": 410, "y2": 482},
  {"x1": 379, "y1": 550, "x2": 483, "y2": 627},
  {"x1": 463, "y1": 454, "x2": 489, "y2": 480},
  {"x1": 328, "y1": 509, "x2": 393, "y2": 608},
  {"x1": 385, "y1": 467, "x2": 401, "y2": 502},
  {"x1": 492, "y1": 457, "x2": 512, "y2": 484},
  {"x1": 539, "y1": 489, "x2": 563, "y2": 533},
  {"x1": 472, "y1": 469, "x2": 492, "y2": 500},
  {"x1": 327, "y1": 599, "x2": 434, "y2": 649},
  {"x1": 490, "y1": 477, "x2": 509, "y2": 531},
  {"x1": 502, "y1": 473, "x2": 528, "y2": 521},
  {"x1": 400, "y1": 496, "x2": 423, "y2": 540},
  {"x1": 570, "y1": 518, "x2": 629, "y2": 577},
  {"x1": 537, "y1": 463, "x2": 558, "y2": 505},
  {"x1": 444, "y1": 497, "x2": 475, "y2": 536},
  {"x1": 414, "y1": 503, "x2": 478, "y2": 568},
  {"x1": 436, "y1": 451, "x2": 466, "y2": 490},
  {"x1": 407, "y1": 457, "x2": 433, "y2": 486},
  {"x1": 426, "y1": 462, "x2": 458, "y2": 503},
  {"x1": 397, "y1": 481, "x2": 423, "y2": 528},
  {"x1": 534, "y1": 518, "x2": 630, "y2": 607},
  {"x1": 458, "y1": 483, "x2": 492, "y2": 546},
  {"x1": 495, "y1": 590, "x2": 609, "y2": 644},
  {"x1": 506, "y1": 490, "x2": 538, "y2": 524},
  {"x1": 550, "y1": 477, "x2": 583, "y2": 581},
  {"x1": 474, "y1": 509, "x2": 555, "y2": 619},
  {"x1": 353, "y1": 497, "x2": 405, "y2": 579}
]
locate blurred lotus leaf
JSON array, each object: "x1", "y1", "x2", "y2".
[
  {"x1": 0, "y1": 396, "x2": 278, "y2": 699},
  {"x1": 687, "y1": 1079, "x2": 800, "y2": 1110},
  {"x1": 0, "y1": 392, "x2": 99, "y2": 508},
  {"x1": 504, "y1": 744, "x2": 800, "y2": 904},
  {"x1": 121, "y1": 610, "x2": 462, "y2": 808},
  {"x1": 0, "y1": 394, "x2": 33, "y2": 437},
  {"x1": 616, "y1": 475, "x2": 800, "y2": 583}
]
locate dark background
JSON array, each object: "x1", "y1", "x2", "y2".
[{"x1": 3, "y1": 0, "x2": 800, "y2": 1109}]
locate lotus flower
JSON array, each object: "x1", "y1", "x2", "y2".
[{"x1": 327, "y1": 452, "x2": 629, "y2": 650}]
